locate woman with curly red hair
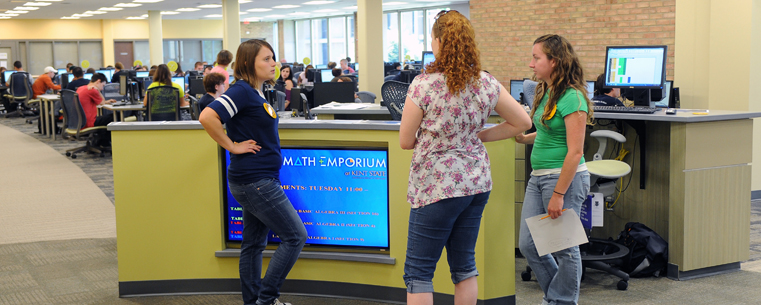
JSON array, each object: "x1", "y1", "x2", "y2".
[{"x1": 399, "y1": 10, "x2": 532, "y2": 305}]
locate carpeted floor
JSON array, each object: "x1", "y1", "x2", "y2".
[{"x1": 2, "y1": 115, "x2": 761, "y2": 305}]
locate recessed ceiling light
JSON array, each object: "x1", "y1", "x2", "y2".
[
  {"x1": 205, "y1": 14, "x2": 223, "y2": 17},
  {"x1": 239, "y1": 0, "x2": 252, "y2": 3},
  {"x1": 264, "y1": 14, "x2": 285, "y2": 18},
  {"x1": 198, "y1": 4, "x2": 222, "y2": 8},
  {"x1": 176, "y1": 8, "x2": 200, "y2": 12},
  {"x1": 303, "y1": 1, "x2": 336, "y2": 4},
  {"x1": 313, "y1": 9, "x2": 338, "y2": 13},
  {"x1": 140, "y1": 14, "x2": 148, "y2": 17},
  {"x1": 6, "y1": 10, "x2": 29, "y2": 14},
  {"x1": 383, "y1": 1, "x2": 408, "y2": 5},
  {"x1": 72, "y1": 13, "x2": 93, "y2": 17},
  {"x1": 289, "y1": 12, "x2": 310, "y2": 16},
  {"x1": 115, "y1": 3, "x2": 142, "y2": 7},
  {"x1": 24, "y1": 2, "x2": 52, "y2": 6},
  {"x1": 126, "y1": 16, "x2": 146, "y2": 19},
  {"x1": 343, "y1": 6, "x2": 357, "y2": 9},
  {"x1": 14, "y1": 7, "x2": 39, "y2": 10},
  {"x1": 273, "y1": 5, "x2": 300, "y2": 9},
  {"x1": 247, "y1": 8, "x2": 272, "y2": 12},
  {"x1": 0, "y1": 17, "x2": 11, "y2": 19},
  {"x1": 61, "y1": 17, "x2": 80, "y2": 19},
  {"x1": 0, "y1": 13, "x2": 19, "y2": 17},
  {"x1": 133, "y1": 0, "x2": 164, "y2": 3},
  {"x1": 99, "y1": 7, "x2": 124, "y2": 11},
  {"x1": 160, "y1": 11, "x2": 180, "y2": 15},
  {"x1": 85, "y1": 10, "x2": 107, "y2": 14}
]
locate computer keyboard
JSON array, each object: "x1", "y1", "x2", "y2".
[{"x1": 593, "y1": 106, "x2": 659, "y2": 114}]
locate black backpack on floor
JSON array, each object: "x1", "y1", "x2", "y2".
[{"x1": 615, "y1": 222, "x2": 668, "y2": 277}]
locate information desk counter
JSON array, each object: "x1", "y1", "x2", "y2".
[{"x1": 109, "y1": 119, "x2": 517, "y2": 304}]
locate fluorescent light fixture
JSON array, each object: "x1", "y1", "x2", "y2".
[
  {"x1": 245, "y1": 17, "x2": 261, "y2": 21},
  {"x1": 0, "y1": 17, "x2": 12, "y2": 19},
  {"x1": 115, "y1": 3, "x2": 142, "y2": 7},
  {"x1": 23, "y1": 2, "x2": 52, "y2": 6},
  {"x1": 160, "y1": 11, "x2": 180, "y2": 15},
  {"x1": 140, "y1": 14, "x2": 148, "y2": 17},
  {"x1": 205, "y1": 14, "x2": 223, "y2": 17},
  {"x1": 343, "y1": 6, "x2": 357, "y2": 9},
  {"x1": 239, "y1": 0, "x2": 252, "y2": 3},
  {"x1": 289, "y1": 12, "x2": 310, "y2": 16},
  {"x1": 0, "y1": 13, "x2": 19, "y2": 17},
  {"x1": 5, "y1": 10, "x2": 29, "y2": 14},
  {"x1": 61, "y1": 17, "x2": 80, "y2": 19},
  {"x1": 198, "y1": 4, "x2": 222, "y2": 8},
  {"x1": 239, "y1": 12, "x2": 248, "y2": 14},
  {"x1": 313, "y1": 9, "x2": 338, "y2": 12},
  {"x1": 85, "y1": 10, "x2": 107, "y2": 14},
  {"x1": 133, "y1": 0, "x2": 164, "y2": 3},
  {"x1": 247, "y1": 8, "x2": 272, "y2": 12},
  {"x1": 99, "y1": 7, "x2": 124, "y2": 11},
  {"x1": 264, "y1": 14, "x2": 285, "y2": 18},
  {"x1": 176, "y1": 8, "x2": 200, "y2": 12},
  {"x1": 72, "y1": 13, "x2": 93, "y2": 17},
  {"x1": 15, "y1": 7, "x2": 39, "y2": 10},
  {"x1": 39, "y1": 0, "x2": 62, "y2": 1},
  {"x1": 273, "y1": 5, "x2": 300, "y2": 9},
  {"x1": 303, "y1": 1, "x2": 336, "y2": 4},
  {"x1": 126, "y1": 16, "x2": 146, "y2": 19},
  {"x1": 383, "y1": 1, "x2": 408, "y2": 5}
]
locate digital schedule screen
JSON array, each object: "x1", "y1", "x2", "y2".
[{"x1": 223, "y1": 147, "x2": 390, "y2": 249}]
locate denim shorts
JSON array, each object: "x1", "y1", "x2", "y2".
[{"x1": 403, "y1": 192, "x2": 490, "y2": 294}]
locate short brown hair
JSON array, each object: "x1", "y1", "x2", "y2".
[
  {"x1": 203, "y1": 72, "x2": 226, "y2": 93},
  {"x1": 217, "y1": 50, "x2": 233, "y2": 66},
  {"x1": 115, "y1": 62, "x2": 124, "y2": 70},
  {"x1": 233, "y1": 39, "x2": 276, "y2": 88}
]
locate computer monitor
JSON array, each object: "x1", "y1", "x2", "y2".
[
  {"x1": 229, "y1": 75, "x2": 234, "y2": 85},
  {"x1": 354, "y1": 63, "x2": 359, "y2": 72},
  {"x1": 604, "y1": 45, "x2": 667, "y2": 107},
  {"x1": 171, "y1": 76, "x2": 185, "y2": 91},
  {"x1": 652, "y1": 80, "x2": 673, "y2": 108},
  {"x1": 83, "y1": 73, "x2": 93, "y2": 80},
  {"x1": 320, "y1": 69, "x2": 334, "y2": 83},
  {"x1": 57, "y1": 68, "x2": 67, "y2": 75},
  {"x1": 136, "y1": 71, "x2": 150, "y2": 78},
  {"x1": 313, "y1": 82, "x2": 355, "y2": 106},
  {"x1": 222, "y1": 146, "x2": 390, "y2": 249},
  {"x1": 305, "y1": 68, "x2": 317, "y2": 83},
  {"x1": 60, "y1": 73, "x2": 70, "y2": 88},
  {"x1": 315, "y1": 64, "x2": 327, "y2": 69},
  {"x1": 4, "y1": 71, "x2": 15, "y2": 83},
  {"x1": 189, "y1": 78, "x2": 205, "y2": 96},
  {"x1": 67, "y1": 73, "x2": 75, "y2": 83},
  {"x1": 119, "y1": 74, "x2": 128, "y2": 96},
  {"x1": 509, "y1": 80, "x2": 524, "y2": 102},
  {"x1": 291, "y1": 87, "x2": 303, "y2": 112},
  {"x1": 586, "y1": 80, "x2": 595, "y2": 99},
  {"x1": 422, "y1": 51, "x2": 435, "y2": 68},
  {"x1": 96, "y1": 69, "x2": 113, "y2": 82}
]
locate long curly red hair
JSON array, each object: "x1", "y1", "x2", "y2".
[{"x1": 426, "y1": 10, "x2": 481, "y2": 96}]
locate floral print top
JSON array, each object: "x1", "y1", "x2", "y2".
[{"x1": 406, "y1": 71, "x2": 500, "y2": 208}]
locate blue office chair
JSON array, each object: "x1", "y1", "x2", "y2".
[
  {"x1": 3, "y1": 72, "x2": 38, "y2": 119},
  {"x1": 357, "y1": 91, "x2": 376, "y2": 103},
  {"x1": 60, "y1": 89, "x2": 109, "y2": 158}
]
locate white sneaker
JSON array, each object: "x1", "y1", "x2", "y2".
[{"x1": 272, "y1": 299, "x2": 292, "y2": 305}]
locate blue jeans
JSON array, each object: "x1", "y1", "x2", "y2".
[
  {"x1": 518, "y1": 171, "x2": 590, "y2": 305},
  {"x1": 229, "y1": 178, "x2": 307, "y2": 305},
  {"x1": 403, "y1": 192, "x2": 490, "y2": 293}
]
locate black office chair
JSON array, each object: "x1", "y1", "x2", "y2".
[
  {"x1": 381, "y1": 80, "x2": 408, "y2": 121},
  {"x1": 3, "y1": 72, "x2": 38, "y2": 119},
  {"x1": 145, "y1": 85, "x2": 181, "y2": 121},
  {"x1": 187, "y1": 95, "x2": 200, "y2": 120},
  {"x1": 60, "y1": 89, "x2": 109, "y2": 159}
]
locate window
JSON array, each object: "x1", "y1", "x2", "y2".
[
  {"x1": 53, "y1": 42, "x2": 78, "y2": 69},
  {"x1": 295, "y1": 20, "x2": 311, "y2": 64},
  {"x1": 329, "y1": 17, "x2": 347, "y2": 64},
  {"x1": 383, "y1": 12, "x2": 400, "y2": 62},
  {"x1": 311, "y1": 19, "x2": 328, "y2": 66},
  {"x1": 401, "y1": 11, "x2": 425, "y2": 61},
  {"x1": 29, "y1": 42, "x2": 53, "y2": 74},
  {"x1": 271, "y1": 22, "x2": 279, "y2": 61},
  {"x1": 283, "y1": 20, "x2": 296, "y2": 63},
  {"x1": 163, "y1": 40, "x2": 178, "y2": 66},
  {"x1": 134, "y1": 41, "x2": 150, "y2": 67},
  {"x1": 426, "y1": 8, "x2": 448, "y2": 50},
  {"x1": 180, "y1": 40, "x2": 202, "y2": 73},
  {"x1": 202, "y1": 40, "x2": 223, "y2": 65},
  {"x1": 347, "y1": 16, "x2": 355, "y2": 62}
]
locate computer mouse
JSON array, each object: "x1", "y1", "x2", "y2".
[{"x1": 665, "y1": 108, "x2": 677, "y2": 115}]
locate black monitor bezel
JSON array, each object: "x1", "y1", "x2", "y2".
[
  {"x1": 220, "y1": 146, "x2": 391, "y2": 252},
  {"x1": 603, "y1": 45, "x2": 667, "y2": 90}
]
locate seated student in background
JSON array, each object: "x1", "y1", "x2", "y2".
[
  {"x1": 203, "y1": 65, "x2": 213, "y2": 76},
  {"x1": 340, "y1": 58, "x2": 355, "y2": 74},
  {"x1": 32, "y1": 66, "x2": 61, "y2": 98},
  {"x1": 274, "y1": 65, "x2": 295, "y2": 110},
  {"x1": 329, "y1": 68, "x2": 342, "y2": 82},
  {"x1": 198, "y1": 72, "x2": 226, "y2": 113},
  {"x1": 194, "y1": 61, "x2": 204, "y2": 72},
  {"x1": 388, "y1": 62, "x2": 402, "y2": 76},
  {"x1": 86, "y1": 67, "x2": 96, "y2": 75},
  {"x1": 143, "y1": 64, "x2": 190, "y2": 120},
  {"x1": 592, "y1": 73, "x2": 624, "y2": 106},
  {"x1": 327, "y1": 61, "x2": 337, "y2": 70},
  {"x1": 299, "y1": 64, "x2": 314, "y2": 85},
  {"x1": 111, "y1": 62, "x2": 124, "y2": 83},
  {"x1": 7, "y1": 61, "x2": 34, "y2": 86},
  {"x1": 66, "y1": 67, "x2": 89, "y2": 91},
  {"x1": 76, "y1": 73, "x2": 116, "y2": 146},
  {"x1": 174, "y1": 63, "x2": 185, "y2": 77},
  {"x1": 66, "y1": 63, "x2": 74, "y2": 73}
]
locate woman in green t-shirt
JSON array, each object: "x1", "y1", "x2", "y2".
[{"x1": 515, "y1": 34, "x2": 594, "y2": 305}]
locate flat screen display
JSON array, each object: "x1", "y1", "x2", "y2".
[
  {"x1": 422, "y1": 51, "x2": 435, "y2": 67},
  {"x1": 510, "y1": 79, "x2": 523, "y2": 102},
  {"x1": 171, "y1": 76, "x2": 185, "y2": 90},
  {"x1": 653, "y1": 80, "x2": 672, "y2": 108},
  {"x1": 136, "y1": 71, "x2": 150, "y2": 78},
  {"x1": 320, "y1": 69, "x2": 333, "y2": 82},
  {"x1": 96, "y1": 69, "x2": 113, "y2": 81},
  {"x1": 67, "y1": 73, "x2": 74, "y2": 83},
  {"x1": 83, "y1": 73, "x2": 93, "y2": 80},
  {"x1": 586, "y1": 81, "x2": 595, "y2": 99},
  {"x1": 604, "y1": 46, "x2": 667, "y2": 89},
  {"x1": 3, "y1": 71, "x2": 15, "y2": 83},
  {"x1": 57, "y1": 68, "x2": 67, "y2": 75},
  {"x1": 223, "y1": 147, "x2": 390, "y2": 249}
]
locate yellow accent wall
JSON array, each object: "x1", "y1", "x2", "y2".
[
  {"x1": 0, "y1": 20, "x2": 103, "y2": 40},
  {"x1": 0, "y1": 19, "x2": 224, "y2": 40}
]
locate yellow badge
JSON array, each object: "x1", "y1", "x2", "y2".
[
  {"x1": 263, "y1": 103, "x2": 277, "y2": 119},
  {"x1": 546, "y1": 105, "x2": 557, "y2": 120}
]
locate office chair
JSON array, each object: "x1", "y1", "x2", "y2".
[
  {"x1": 145, "y1": 86, "x2": 181, "y2": 121},
  {"x1": 522, "y1": 79, "x2": 538, "y2": 108},
  {"x1": 357, "y1": 91, "x2": 376, "y2": 103},
  {"x1": 582, "y1": 130, "x2": 633, "y2": 290},
  {"x1": 381, "y1": 81, "x2": 408, "y2": 121},
  {"x1": 60, "y1": 89, "x2": 109, "y2": 159},
  {"x1": 187, "y1": 95, "x2": 200, "y2": 120},
  {"x1": 3, "y1": 72, "x2": 39, "y2": 119},
  {"x1": 276, "y1": 90, "x2": 286, "y2": 111}
]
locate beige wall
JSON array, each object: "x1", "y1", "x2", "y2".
[{"x1": 751, "y1": 1, "x2": 761, "y2": 192}]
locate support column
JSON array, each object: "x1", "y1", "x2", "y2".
[
  {"x1": 222, "y1": 0, "x2": 241, "y2": 61},
  {"x1": 357, "y1": 0, "x2": 383, "y2": 99},
  {"x1": 148, "y1": 10, "x2": 163, "y2": 66},
  {"x1": 102, "y1": 20, "x2": 115, "y2": 67}
]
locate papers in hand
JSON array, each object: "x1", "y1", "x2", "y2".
[{"x1": 525, "y1": 209, "x2": 588, "y2": 256}]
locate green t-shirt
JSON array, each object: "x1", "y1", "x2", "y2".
[{"x1": 531, "y1": 88, "x2": 589, "y2": 170}]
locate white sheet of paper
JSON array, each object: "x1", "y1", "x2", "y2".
[
  {"x1": 591, "y1": 193, "x2": 604, "y2": 227},
  {"x1": 525, "y1": 209, "x2": 588, "y2": 256}
]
